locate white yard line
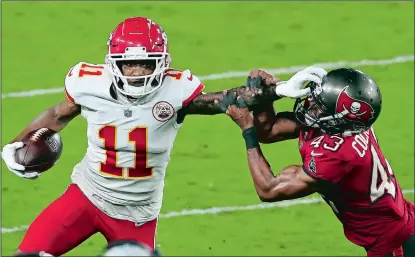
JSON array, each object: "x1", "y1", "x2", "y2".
[
  {"x1": 1, "y1": 54, "x2": 413, "y2": 99},
  {"x1": 2, "y1": 189, "x2": 413, "y2": 234}
]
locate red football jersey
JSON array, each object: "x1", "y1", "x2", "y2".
[{"x1": 299, "y1": 127, "x2": 414, "y2": 256}]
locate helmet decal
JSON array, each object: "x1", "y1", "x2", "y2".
[{"x1": 335, "y1": 87, "x2": 374, "y2": 123}]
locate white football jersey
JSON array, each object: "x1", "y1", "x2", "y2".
[{"x1": 65, "y1": 62, "x2": 204, "y2": 224}]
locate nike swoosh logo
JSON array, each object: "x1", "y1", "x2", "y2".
[
  {"x1": 187, "y1": 74, "x2": 193, "y2": 81},
  {"x1": 311, "y1": 150, "x2": 323, "y2": 157}
]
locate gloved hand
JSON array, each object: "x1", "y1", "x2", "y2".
[
  {"x1": 275, "y1": 66, "x2": 328, "y2": 98},
  {"x1": 1, "y1": 142, "x2": 40, "y2": 179}
]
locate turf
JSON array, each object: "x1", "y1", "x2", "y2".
[{"x1": 1, "y1": 1, "x2": 414, "y2": 256}]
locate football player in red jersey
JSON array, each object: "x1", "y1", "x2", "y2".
[{"x1": 225, "y1": 68, "x2": 414, "y2": 257}]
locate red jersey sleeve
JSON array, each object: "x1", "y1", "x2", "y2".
[{"x1": 303, "y1": 153, "x2": 352, "y2": 183}]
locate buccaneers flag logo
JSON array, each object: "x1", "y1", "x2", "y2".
[{"x1": 335, "y1": 87, "x2": 374, "y2": 122}]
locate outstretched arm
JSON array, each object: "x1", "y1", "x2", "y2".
[
  {"x1": 180, "y1": 83, "x2": 280, "y2": 115},
  {"x1": 182, "y1": 65, "x2": 328, "y2": 117},
  {"x1": 180, "y1": 91, "x2": 226, "y2": 115},
  {"x1": 225, "y1": 100, "x2": 318, "y2": 202},
  {"x1": 179, "y1": 80, "x2": 302, "y2": 142}
]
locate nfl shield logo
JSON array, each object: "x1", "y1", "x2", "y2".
[{"x1": 124, "y1": 109, "x2": 132, "y2": 118}]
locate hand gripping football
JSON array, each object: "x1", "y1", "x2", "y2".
[{"x1": 15, "y1": 128, "x2": 63, "y2": 173}]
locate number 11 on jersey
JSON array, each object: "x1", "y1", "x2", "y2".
[{"x1": 99, "y1": 125, "x2": 153, "y2": 179}]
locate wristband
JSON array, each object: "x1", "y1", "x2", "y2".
[{"x1": 242, "y1": 127, "x2": 260, "y2": 149}]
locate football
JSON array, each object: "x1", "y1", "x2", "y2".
[{"x1": 15, "y1": 128, "x2": 63, "y2": 173}]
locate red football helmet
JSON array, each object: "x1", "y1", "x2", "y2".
[{"x1": 105, "y1": 17, "x2": 171, "y2": 97}]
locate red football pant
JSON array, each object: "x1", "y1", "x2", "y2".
[{"x1": 18, "y1": 184, "x2": 158, "y2": 256}]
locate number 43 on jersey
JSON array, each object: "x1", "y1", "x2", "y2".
[{"x1": 310, "y1": 133, "x2": 396, "y2": 203}]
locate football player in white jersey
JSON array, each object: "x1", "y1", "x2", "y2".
[{"x1": 2, "y1": 17, "x2": 316, "y2": 256}]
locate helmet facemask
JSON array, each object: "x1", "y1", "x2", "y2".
[{"x1": 105, "y1": 46, "x2": 170, "y2": 98}]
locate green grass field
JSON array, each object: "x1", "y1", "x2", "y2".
[{"x1": 1, "y1": 1, "x2": 414, "y2": 256}]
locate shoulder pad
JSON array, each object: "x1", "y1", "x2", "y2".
[
  {"x1": 64, "y1": 62, "x2": 107, "y2": 104},
  {"x1": 164, "y1": 68, "x2": 205, "y2": 106}
]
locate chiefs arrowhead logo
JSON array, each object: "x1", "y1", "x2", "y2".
[
  {"x1": 336, "y1": 87, "x2": 374, "y2": 123},
  {"x1": 152, "y1": 101, "x2": 175, "y2": 122}
]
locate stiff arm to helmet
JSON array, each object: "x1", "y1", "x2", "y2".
[
  {"x1": 177, "y1": 71, "x2": 297, "y2": 118},
  {"x1": 247, "y1": 67, "x2": 328, "y2": 143}
]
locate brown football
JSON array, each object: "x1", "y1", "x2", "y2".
[{"x1": 15, "y1": 128, "x2": 63, "y2": 173}]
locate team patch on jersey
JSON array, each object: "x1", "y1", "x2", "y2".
[
  {"x1": 308, "y1": 157, "x2": 317, "y2": 173},
  {"x1": 152, "y1": 101, "x2": 175, "y2": 122}
]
